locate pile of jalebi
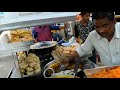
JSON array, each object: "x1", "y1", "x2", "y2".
[{"x1": 91, "y1": 67, "x2": 120, "y2": 78}]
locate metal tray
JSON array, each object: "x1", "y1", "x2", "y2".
[
  {"x1": 22, "y1": 71, "x2": 41, "y2": 78},
  {"x1": 17, "y1": 61, "x2": 41, "y2": 78}
]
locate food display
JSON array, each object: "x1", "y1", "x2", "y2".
[
  {"x1": 10, "y1": 29, "x2": 33, "y2": 43},
  {"x1": 18, "y1": 53, "x2": 41, "y2": 77},
  {"x1": 91, "y1": 67, "x2": 120, "y2": 78},
  {"x1": 84, "y1": 65, "x2": 120, "y2": 78},
  {"x1": 52, "y1": 46, "x2": 79, "y2": 61},
  {"x1": 44, "y1": 59, "x2": 82, "y2": 74},
  {"x1": 48, "y1": 46, "x2": 82, "y2": 73}
]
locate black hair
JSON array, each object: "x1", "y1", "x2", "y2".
[
  {"x1": 80, "y1": 12, "x2": 91, "y2": 16},
  {"x1": 92, "y1": 12, "x2": 115, "y2": 21}
]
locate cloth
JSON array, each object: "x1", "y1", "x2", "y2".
[
  {"x1": 52, "y1": 33, "x2": 63, "y2": 42},
  {"x1": 0, "y1": 31, "x2": 10, "y2": 43},
  {"x1": 76, "y1": 24, "x2": 120, "y2": 66}
]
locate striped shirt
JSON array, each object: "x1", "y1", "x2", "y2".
[{"x1": 76, "y1": 20, "x2": 93, "y2": 42}]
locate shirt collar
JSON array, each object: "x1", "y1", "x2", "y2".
[
  {"x1": 96, "y1": 24, "x2": 120, "y2": 39},
  {"x1": 96, "y1": 32, "x2": 102, "y2": 39},
  {"x1": 114, "y1": 24, "x2": 120, "y2": 39}
]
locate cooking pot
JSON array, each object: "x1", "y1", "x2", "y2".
[{"x1": 29, "y1": 41, "x2": 57, "y2": 60}]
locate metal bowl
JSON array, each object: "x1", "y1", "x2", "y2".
[
  {"x1": 43, "y1": 68, "x2": 77, "y2": 78},
  {"x1": 44, "y1": 60, "x2": 60, "y2": 70}
]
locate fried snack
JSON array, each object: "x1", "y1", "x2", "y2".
[
  {"x1": 26, "y1": 71, "x2": 34, "y2": 75},
  {"x1": 51, "y1": 46, "x2": 81, "y2": 72},
  {"x1": 64, "y1": 51, "x2": 70, "y2": 54},
  {"x1": 10, "y1": 31, "x2": 18, "y2": 35},
  {"x1": 34, "y1": 68, "x2": 41, "y2": 73},
  {"x1": 52, "y1": 46, "x2": 78, "y2": 62},
  {"x1": 18, "y1": 53, "x2": 41, "y2": 76},
  {"x1": 10, "y1": 29, "x2": 33, "y2": 43}
]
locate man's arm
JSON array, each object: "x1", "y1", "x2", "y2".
[
  {"x1": 32, "y1": 29, "x2": 37, "y2": 42},
  {"x1": 76, "y1": 32, "x2": 94, "y2": 57},
  {"x1": 63, "y1": 32, "x2": 94, "y2": 64},
  {"x1": 63, "y1": 51, "x2": 79, "y2": 64}
]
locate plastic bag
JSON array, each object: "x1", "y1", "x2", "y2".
[{"x1": 0, "y1": 31, "x2": 10, "y2": 44}]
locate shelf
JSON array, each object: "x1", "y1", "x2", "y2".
[
  {"x1": 0, "y1": 41, "x2": 34, "y2": 55},
  {"x1": 0, "y1": 12, "x2": 80, "y2": 31}
]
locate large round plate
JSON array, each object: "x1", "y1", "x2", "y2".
[{"x1": 30, "y1": 41, "x2": 57, "y2": 49}]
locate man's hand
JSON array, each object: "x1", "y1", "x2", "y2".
[
  {"x1": 33, "y1": 39, "x2": 38, "y2": 43},
  {"x1": 76, "y1": 38, "x2": 79, "y2": 43},
  {"x1": 61, "y1": 51, "x2": 79, "y2": 64},
  {"x1": 62, "y1": 56, "x2": 72, "y2": 64}
]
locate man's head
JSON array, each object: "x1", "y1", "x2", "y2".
[
  {"x1": 80, "y1": 12, "x2": 91, "y2": 22},
  {"x1": 92, "y1": 12, "x2": 116, "y2": 39},
  {"x1": 75, "y1": 14, "x2": 82, "y2": 21}
]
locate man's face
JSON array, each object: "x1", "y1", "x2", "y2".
[
  {"x1": 75, "y1": 15, "x2": 82, "y2": 21},
  {"x1": 93, "y1": 17, "x2": 116, "y2": 38},
  {"x1": 81, "y1": 12, "x2": 90, "y2": 22}
]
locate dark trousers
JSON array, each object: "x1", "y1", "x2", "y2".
[{"x1": 52, "y1": 33, "x2": 63, "y2": 42}]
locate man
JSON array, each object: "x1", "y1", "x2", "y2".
[
  {"x1": 51, "y1": 23, "x2": 64, "y2": 42},
  {"x1": 64, "y1": 12, "x2": 120, "y2": 66},
  {"x1": 74, "y1": 12, "x2": 93, "y2": 43},
  {"x1": 32, "y1": 24, "x2": 64, "y2": 42},
  {"x1": 64, "y1": 21, "x2": 75, "y2": 40},
  {"x1": 74, "y1": 14, "x2": 81, "y2": 40},
  {"x1": 74, "y1": 12, "x2": 96, "y2": 64}
]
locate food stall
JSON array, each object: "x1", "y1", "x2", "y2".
[
  {"x1": 0, "y1": 12, "x2": 82, "y2": 78},
  {"x1": 1, "y1": 12, "x2": 112, "y2": 78}
]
